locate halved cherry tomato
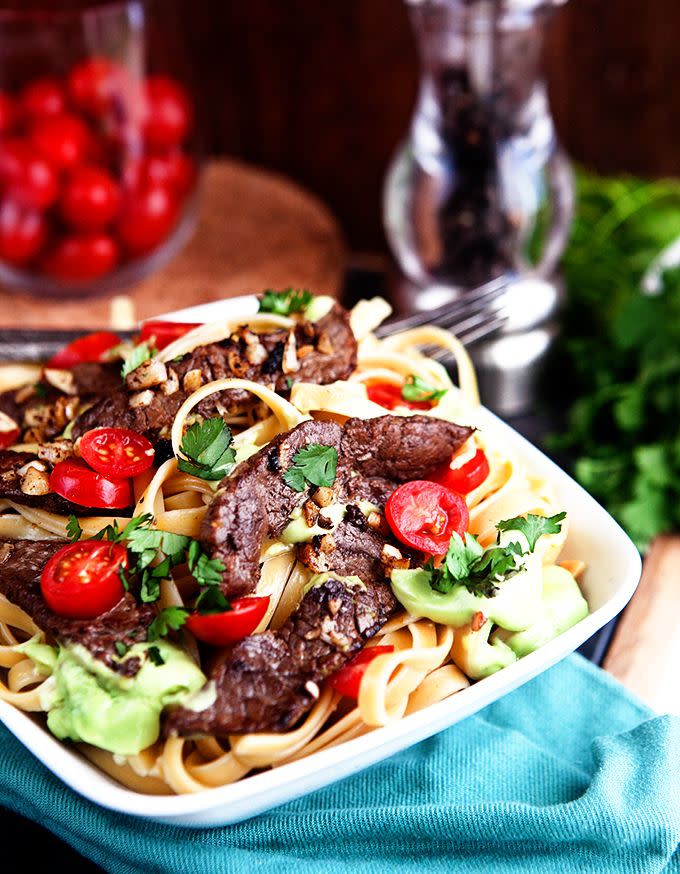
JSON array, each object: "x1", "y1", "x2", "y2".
[
  {"x1": 366, "y1": 382, "x2": 431, "y2": 411},
  {"x1": 427, "y1": 449, "x2": 490, "y2": 495},
  {"x1": 40, "y1": 540, "x2": 127, "y2": 619},
  {"x1": 80, "y1": 427, "x2": 155, "y2": 478},
  {"x1": 385, "y1": 480, "x2": 469, "y2": 555},
  {"x1": 329, "y1": 645, "x2": 395, "y2": 699},
  {"x1": 50, "y1": 458, "x2": 132, "y2": 509},
  {"x1": 139, "y1": 320, "x2": 200, "y2": 350},
  {"x1": 185, "y1": 596, "x2": 270, "y2": 647},
  {"x1": 47, "y1": 330, "x2": 120, "y2": 369}
]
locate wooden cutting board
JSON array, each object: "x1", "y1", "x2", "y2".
[{"x1": 0, "y1": 159, "x2": 346, "y2": 330}]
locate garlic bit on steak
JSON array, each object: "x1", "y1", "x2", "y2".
[{"x1": 125, "y1": 358, "x2": 167, "y2": 391}]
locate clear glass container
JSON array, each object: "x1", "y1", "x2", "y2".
[
  {"x1": 0, "y1": 0, "x2": 200, "y2": 297},
  {"x1": 384, "y1": 0, "x2": 573, "y2": 297}
]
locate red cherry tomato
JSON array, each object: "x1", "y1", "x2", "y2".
[
  {"x1": 40, "y1": 540, "x2": 127, "y2": 619},
  {"x1": 47, "y1": 330, "x2": 120, "y2": 368},
  {"x1": 0, "y1": 412, "x2": 19, "y2": 449},
  {"x1": 68, "y1": 57, "x2": 125, "y2": 117},
  {"x1": 0, "y1": 139, "x2": 58, "y2": 209},
  {"x1": 124, "y1": 150, "x2": 196, "y2": 198},
  {"x1": 32, "y1": 114, "x2": 91, "y2": 171},
  {"x1": 80, "y1": 427, "x2": 155, "y2": 478},
  {"x1": 0, "y1": 91, "x2": 19, "y2": 135},
  {"x1": 0, "y1": 200, "x2": 47, "y2": 265},
  {"x1": 427, "y1": 449, "x2": 490, "y2": 496},
  {"x1": 21, "y1": 77, "x2": 66, "y2": 120},
  {"x1": 366, "y1": 382, "x2": 432, "y2": 411},
  {"x1": 185, "y1": 597, "x2": 270, "y2": 647},
  {"x1": 50, "y1": 458, "x2": 132, "y2": 509},
  {"x1": 42, "y1": 232, "x2": 118, "y2": 281},
  {"x1": 385, "y1": 480, "x2": 469, "y2": 555},
  {"x1": 143, "y1": 75, "x2": 192, "y2": 149},
  {"x1": 117, "y1": 184, "x2": 178, "y2": 256},
  {"x1": 329, "y1": 645, "x2": 395, "y2": 699},
  {"x1": 139, "y1": 320, "x2": 200, "y2": 350},
  {"x1": 61, "y1": 166, "x2": 121, "y2": 230}
]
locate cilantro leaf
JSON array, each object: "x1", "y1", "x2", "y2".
[
  {"x1": 258, "y1": 288, "x2": 312, "y2": 316},
  {"x1": 121, "y1": 342, "x2": 157, "y2": 379},
  {"x1": 178, "y1": 417, "x2": 236, "y2": 481},
  {"x1": 126, "y1": 528, "x2": 191, "y2": 569},
  {"x1": 401, "y1": 375, "x2": 447, "y2": 403},
  {"x1": 147, "y1": 645, "x2": 165, "y2": 666},
  {"x1": 66, "y1": 514, "x2": 82, "y2": 543},
  {"x1": 187, "y1": 539, "x2": 225, "y2": 587},
  {"x1": 496, "y1": 512, "x2": 566, "y2": 552},
  {"x1": 282, "y1": 444, "x2": 338, "y2": 492},
  {"x1": 114, "y1": 641, "x2": 128, "y2": 658},
  {"x1": 427, "y1": 533, "x2": 523, "y2": 598},
  {"x1": 147, "y1": 606, "x2": 188, "y2": 642},
  {"x1": 195, "y1": 586, "x2": 231, "y2": 614}
]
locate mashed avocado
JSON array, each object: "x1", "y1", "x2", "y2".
[{"x1": 38, "y1": 641, "x2": 207, "y2": 756}]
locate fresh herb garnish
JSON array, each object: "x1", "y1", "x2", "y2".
[
  {"x1": 283, "y1": 443, "x2": 338, "y2": 492},
  {"x1": 401, "y1": 375, "x2": 447, "y2": 404},
  {"x1": 187, "y1": 539, "x2": 225, "y2": 587},
  {"x1": 258, "y1": 288, "x2": 312, "y2": 316},
  {"x1": 121, "y1": 342, "x2": 157, "y2": 379},
  {"x1": 147, "y1": 645, "x2": 166, "y2": 666},
  {"x1": 195, "y1": 586, "x2": 231, "y2": 615},
  {"x1": 147, "y1": 606, "x2": 188, "y2": 642},
  {"x1": 177, "y1": 417, "x2": 236, "y2": 481},
  {"x1": 496, "y1": 512, "x2": 566, "y2": 553},
  {"x1": 114, "y1": 641, "x2": 128, "y2": 658},
  {"x1": 33, "y1": 382, "x2": 48, "y2": 398},
  {"x1": 66, "y1": 514, "x2": 82, "y2": 543}
]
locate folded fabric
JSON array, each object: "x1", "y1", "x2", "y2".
[{"x1": 0, "y1": 653, "x2": 678, "y2": 874}]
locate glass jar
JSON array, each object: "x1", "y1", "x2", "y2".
[
  {"x1": 384, "y1": 0, "x2": 573, "y2": 298},
  {"x1": 0, "y1": 0, "x2": 200, "y2": 297}
]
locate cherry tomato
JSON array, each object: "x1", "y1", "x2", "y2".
[
  {"x1": 0, "y1": 200, "x2": 47, "y2": 265},
  {"x1": 0, "y1": 91, "x2": 19, "y2": 135},
  {"x1": 124, "y1": 150, "x2": 196, "y2": 198},
  {"x1": 50, "y1": 458, "x2": 132, "y2": 509},
  {"x1": 80, "y1": 427, "x2": 155, "y2": 478},
  {"x1": 0, "y1": 139, "x2": 58, "y2": 209},
  {"x1": 42, "y1": 232, "x2": 118, "y2": 281},
  {"x1": 329, "y1": 645, "x2": 395, "y2": 699},
  {"x1": 117, "y1": 184, "x2": 178, "y2": 256},
  {"x1": 47, "y1": 330, "x2": 120, "y2": 368},
  {"x1": 139, "y1": 320, "x2": 200, "y2": 350},
  {"x1": 143, "y1": 75, "x2": 192, "y2": 149},
  {"x1": 385, "y1": 480, "x2": 469, "y2": 555},
  {"x1": 185, "y1": 597, "x2": 270, "y2": 647},
  {"x1": 427, "y1": 449, "x2": 490, "y2": 496},
  {"x1": 366, "y1": 382, "x2": 432, "y2": 411},
  {"x1": 21, "y1": 77, "x2": 66, "y2": 120},
  {"x1": 40, "y1": 540, "x2": 127, "y2": 619},
  {"x1": 61, "y1": 166, "x2": 121, "y2": 230},
  {"x1": 68, "y1": 57, "x2": 125, "y2": 117},
  {"x1": 0, "y1": 412, "x2": 19, "y2": 449},
  {"x1": 32, "y1": 114, "x2": 91, "y2": 171}
]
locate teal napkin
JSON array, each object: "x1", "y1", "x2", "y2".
[{"x1": 0, "y1": 654, "x2": 678, "y2": 874}]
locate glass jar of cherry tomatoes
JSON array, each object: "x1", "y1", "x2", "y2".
[{"x1": 0, "y1": 0, "x2": 200, "y2": 296}]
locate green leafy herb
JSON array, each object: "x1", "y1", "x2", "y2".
[
  {"x1": 147, "y1": 606, "x2": 188, "y2": 642},
  {"x1": 195, "y1": 586, "x2": 231, "y2": 615},
  {"x1": 187, "y1": 539, "x2": 226, "y2": 587},
  {"x1": 33, "y1": 382, "x2": 48, "y2": 398},
  {"x1": 496, "y1": 512, "x2": 567, "y2": 553},
  {"x1": 66, "y1": 514, "x2": 82, "y2": 543},
  {"x1": 121, "y1": 342, "x2": 157, "y2": 379},
  {"x1": 283, "y1": 444, "x2": 338, "y2": 492},
  {"x1": 401, "y1": 375, "x2": 447, "y2": 404},
  {"x1": 258, "y1": 288, "x2": 312, "y2": 316},
  {"x1": 147, "y1": 645, "x2": 165, "y2": 666},
  {"x1": 177, "y1": 417, "x2": 235, "y2": 481},
  {"x1": 114, "y1": 641, "x2": 128, "y2": 658}
]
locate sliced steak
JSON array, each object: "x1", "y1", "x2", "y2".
[
  {"x1": 72, "y1": 303, "x2": 357, "y2": 443},
  {"x1": 0, "y1": 540, "x2": 155, "y2": 676},
  {"x1": 166, "y1": 574, "x2": 396, "y2": 736}
]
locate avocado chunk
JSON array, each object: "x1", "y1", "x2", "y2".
[{"x1": 451, "y1": 619, "x2": 517, "y2": 679}]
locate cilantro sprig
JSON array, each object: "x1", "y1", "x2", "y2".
[
  {"x1": 283, "y1": 443, "x2": 338, "y2": 492},
  {"x1": 66, "y1": 514, "x2": 82, "y2": 543},
  {"x1": 121, "y1": 342, "x2": 157, "y2": 379},
  {"x1": 177, "y1": 417, "x2": 236, "y2": 481},
  {"x1": 402, "y1": 375, "x2": 447, "y2": 404},
  {"x1": 258, "y1": 288, "x2": 312, "y2": 316},
  {"x1": 496, "y1": 512, "x2": 566, "y2": 552},
  {"x1": 147, "y1": 606, "x2": 189, "y2": 642}
]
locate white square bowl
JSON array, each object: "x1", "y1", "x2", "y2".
[{"x1": 0, "y1": 297, "x2": 642, "y2": 827}]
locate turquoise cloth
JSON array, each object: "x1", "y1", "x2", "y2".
[{"x1": 0, "y1": 653, "x2": 678, "y2": 873}]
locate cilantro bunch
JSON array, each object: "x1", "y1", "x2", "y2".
[{"x1": 258, "y1": 288, "x2": 312, "y2": 316}]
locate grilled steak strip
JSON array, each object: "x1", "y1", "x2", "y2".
[
  {"x1": 72, "y1": 303, "x2": 357, "y2": 443},
  {"x1": 201, "y1": 414, "x2": 474, "y2": 598},
  {"x1": 0, "y1": 540, "x2": 155, "y2": 676},
  {"x1": 166, "y1": 575, "x2": 396, "y2": 736}
]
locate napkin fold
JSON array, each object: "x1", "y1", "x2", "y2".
[{"x1": 1, "y1": 654, "x2": 678, "y2": 874}]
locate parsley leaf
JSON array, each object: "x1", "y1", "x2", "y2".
[
  {"x1": 187, "y1": 539, "x2": 225, "y2": 587},
  {"x1": 121, "y1": 342, "x2": 157, "y2": 379},
  {"x1": 195, "y1": 585, "x2": 231, "y2": 614},
  {"x1": 66, "y1": 514, "x2": 82, "y2": 543},
  {"x1": 147, "y1": 606, "x2": 188, "y2": 642},
  {"x1": 147, "y1": 645, "x2": 165, "y2": 666},
  {"x1": 177, "y1": 417, "x2": 236, "y2": 481},
  {"x1": 496, "y1": 512, "x2": 566, "y2": 552},
  {"x1": 258, "y1": 288, "x2": 312, "y2": 316},
  {"x1": 428, "y1": 534, "x2": 523, "y2": 598},
  {"x1": 283, "y1": 443, "x2": 338, "y2": 492},
  {"x1": 114, "y1": 641, "x2": 128, "y2": 658},
  {"x1": 401, "y1": 375, "x2": 447, "y2": 403}
]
